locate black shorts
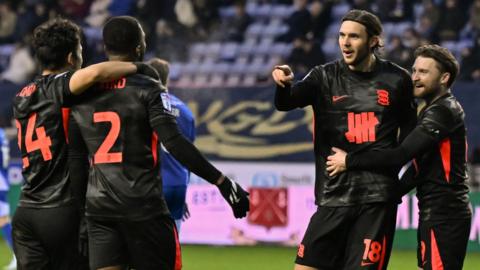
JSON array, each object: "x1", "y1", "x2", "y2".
[
  {"x1": 417, "y1": 218, "x2": 470, "y2": 270},
  {"x1": 295, "y1": 203, "x2": 397, "y2": 270},
  {"x1": 12, "y1": 205, "x2": 80, "y2": 270},
  {"x1": 87, "y1": 214, "x2": 181, "y2": 270}
]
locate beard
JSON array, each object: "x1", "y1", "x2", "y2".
[{"x1": 348, "y1": 44, "x2": 371, "y2": 67}]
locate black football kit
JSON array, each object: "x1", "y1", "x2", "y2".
[
  {"x1": 12, "y1": 72, "x2": 81, "y2": 270},
  {"x1": 70, "y1": 73, "x2": 248, "y2": 270},
  {"x1": 275, "y1": 58, "x2": 417, "y2": 270},
  {"x1": 347, "y1": 93, "x2": 471, "y2": 270}
]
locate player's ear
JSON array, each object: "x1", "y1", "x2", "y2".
[
  {"x1": 67, "y1": 52, "x2": 74, "y2": 66},
  {"x1": 440, "y1": 72, "x2": 450, "y2": 86},
  {"x1": 369, "y1": 36, "x2": 379, "y2": 49}
]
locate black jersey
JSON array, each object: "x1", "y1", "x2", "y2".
[
  {"x1": 275, "y1": 59, "x2": 416, "y2": 206},
  {"x1": 415, "y1": 93, "x2": 470, "y2": 221},
  {"x1": 71, "y1": 75, "x2": 176, "y2": 221},
  {"x1": 13, "y1": 72, "x2": 75, "y2": 208}
]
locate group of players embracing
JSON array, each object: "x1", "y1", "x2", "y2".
[{"x1": 10, "y1": 7, "x2": 472, "y2": 270}]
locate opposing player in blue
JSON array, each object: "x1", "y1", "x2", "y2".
[
  {"x1": 149, "y1": 58, "x2": 195, "y2": 232},
  {"x1": 0, "y1": 127, "x2": 16, "y2": 270}
]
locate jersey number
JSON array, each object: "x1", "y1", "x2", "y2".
[
  {"x1": 15, "y1": 113, "x2": 52, "y2": 168},
  {"x1": 93, "y1": 112, "x2": 122, "y2": 164},
  {"x1": 345, "y1": 112, "x2": 379, "y2": 144}
]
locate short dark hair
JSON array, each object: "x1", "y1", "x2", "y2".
[
  {"x1": 103, "y1": 16, "x2": 142, "y2": 55},
  {"x1": 342, "y1": 9, "x2": 383, "y2": 50},
  {"x1": 32, "y1": 18, "x2": 81, "y2": 70},
  {"x1": 414, "y1": 44, "x2": 459, "y2": 87}
]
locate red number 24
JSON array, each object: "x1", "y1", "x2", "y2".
[{"x1": 15, "y1": 113, "x2": 52, "y2": 168}]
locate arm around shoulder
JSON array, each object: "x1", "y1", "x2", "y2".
[{"x1": 69, "y1": 61, "x2": 137, "y2": 95}]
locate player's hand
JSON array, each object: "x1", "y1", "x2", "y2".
[
  {"x1": 272, "y1": 65, "x2": 294, "y2": 88},
  {"x1": 134, "y1": 62, "x2": 160, "y2": 80},
  {"x1": 326, "y1": 147, "x2": 347, "y2": 176},
  {"x1": 217, "y1": 176, "x2": 250, "y2": 218}
]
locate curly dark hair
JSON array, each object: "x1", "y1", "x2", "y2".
[{"x1": 32, "y1": 18, "x2": 81, "y2": 70}]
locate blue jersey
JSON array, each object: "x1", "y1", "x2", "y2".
[
  {"x1": 160, "y1": 94, "x2": 195, "y2": 187},
  {"x1": 0, "y1": 128, "x2": 9, "y2": 193}
]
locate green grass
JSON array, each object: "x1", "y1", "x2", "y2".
[{"x1": 1, "y1": 239, "x2": 480, "y2": 269}]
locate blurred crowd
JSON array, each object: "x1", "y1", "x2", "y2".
[{"x1": 0, "y1": 0, "x2": 480, "y2": 85}]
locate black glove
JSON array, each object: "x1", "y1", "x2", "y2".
[
  {"x1": 134, "y1": 62, "x2": 160, "y2": 80},
  {"x1": 217, "y1": 176, "x2": 250, "y2": 218}
]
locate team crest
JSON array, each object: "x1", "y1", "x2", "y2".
[{"x1": 376, "y1": 89, "x2": 390, "y2": 106}]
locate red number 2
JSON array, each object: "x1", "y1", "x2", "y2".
[
  {"x1": 15, "y1": 113, "x2": 53, "y2": 168},
  {"x1": 93, "y1": 111, "x2": 122, "y2": 164}
]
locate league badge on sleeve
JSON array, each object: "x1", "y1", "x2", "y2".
[{"x1": 160, "y1": 92, "x2": 173, "y2": 114}]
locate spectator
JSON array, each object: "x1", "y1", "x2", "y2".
[
  {"x1": 155, "y1": 19, "x2": 188, "y2": 62},
  {"x1": 460, "y1": 0, "x2": 480, "y2": 43},
  {"x1": 385, "y1": 35, "x2": 414, "y2": 69},
  {"x1": 459, "y1": 36, "x2": 480, "y2": 81},
  {"x1": 347, "y1": 0, "x2": 372, "y2": 12},
  {"x1": 0, "y1": 40, "x2": 35, "y2": 84},
  {"x1": 59, "y1": 0, "x2": 92, "y2": 22},
  {"x1": 436, "y1": 0, "x2": 468, "y2": 41},
  {"x1": 375, "y1": 0, "x2": 414, "y2": 23},
  {"x1": 85, "y1": 0, "x2": 111, "y2": 27},
  {"x1": 220, "y1": 0, "x2": 252, "y2": 42},
  {"x1": 277, "y1": 0, "x2": 311, "y2": 42},
  {"x1": 0, "y1": 2, "x2": 17, "y2": 44},
  {"x1": 286, "y1": 33, "x2": 325, "y2": 78},
  {"x1": 192, "y1": 0, "x2": 220, "y2": 40},
  {"x1": 309, "y1": 0, "x2": 333, "y2": 43}
]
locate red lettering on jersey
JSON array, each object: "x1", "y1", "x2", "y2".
[
  {"x1": 100, "y1": 78, "x2": 126, "y2": 90},
  {"x1": 377, "y1": 90, "x2": 390, "y2": 106},
  {"x1": 345, "y1": 112, "x2": 379, "y2": 144},
  {"x1": 297, "y1": 244, "x2": 305, "y2": 258},
  {"x1": 17, "y1": 84, "x2": 37, "y2": 97}
]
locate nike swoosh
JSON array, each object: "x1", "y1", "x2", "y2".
[
  {"x1": 361, "y1": 261, "x2": 374, "y2": 266},
  {"x1": 332, "y1": 95, "x2": 348, "y2": 103}
]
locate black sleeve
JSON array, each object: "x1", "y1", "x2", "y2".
[
  {"x1": 68, "y1": 116, "x2": 89, "y2": 210},
  {"x1": 346, "y1": 126, "x2": 436, "y2": 169},
  {"x1": 397, "y1": 72, "x2": 417, "y2": 142},
  {"x1": 154, "y1": 121, "x2": 222, "y2": 184},
  {"x1": 52, "y1": 71, "x2": 75, "y2": 106},
  {"x1": 274, "y1": 66, "x2": 323, "y2": 111},
  {"x1": 146, "y1": 86, "x2": 222, "y2": 184},
  {"x1": 418, "y1": 104, "x2": 457, "y2": 142}
]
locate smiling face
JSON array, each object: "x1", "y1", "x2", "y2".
[
  {"x1": 338, "y1": 20, "x2": 374, "y2": 68},
  {"x1": 411, "y1": 56, "x2": 449, "y2": 99}
]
